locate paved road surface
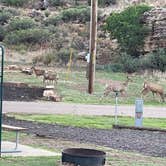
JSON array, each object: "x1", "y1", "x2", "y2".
[{"x1": 3, "y1": 101, "x2": 166, "y2": 118}]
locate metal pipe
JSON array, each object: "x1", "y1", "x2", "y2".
[{"x1": 0, "y1": 45, "x2": 4, "y2": 157}]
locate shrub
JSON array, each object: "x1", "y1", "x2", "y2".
[
  {"x1": 105, "y1": 5, "x2": 151, "y2": 57},
  {"x1": 0, "y1": 11, "x2": 12, "y2": 25},
  {"x1": 5, "y1": 28, "x2": 51, "y2": 45},
  {"x1": 142, "y1": 49, "x2": 166, "y2": 72},
  {"x1": 57, "y1": 49, "x2": 71, "y2": 66},
  {"x1": 7, "y1": 18, "x2": 36, "y2": 31},
  {"x1": 43, "y1": 52, "x2": 56, "y2": 65},
  {"x1": 44, "y1": 10, "x2": 50, "y2": 17},
  {"x1": 1, "y1": 0, "x2": 27, "y2": 7},
  {"x1": 119, "y1": 52, "x2": 141, "y2": 73},
  {"x1": 61, "y1": 6, "x2": 90, "y2": 22},
  {"x1": 98, "y1": 0, "x2": 116, "y2": 6},
  {"x1": 44, "y1": 15, "x2": 62, "y2": 26},
  {"x1": 87, "y1": 0, "x2": 116, "y2": 6},
  {"x1": 48, "y1": 0, "x2": 67, "y2": 6},
  {"x1": 44, "y1": 6, "x2": 90, "y2": 26},
  {"x1": 3, "y1": 7, "x2": 20, "y2": 16},
  {"x1": 32, "y1": 50, "x2": 57, "y2": 65}
]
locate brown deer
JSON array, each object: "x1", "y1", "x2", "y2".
[
  {"x1": 141, "y1": 81, "x2": 165, "y2": 102},
  {"x1": 31, "y1": 66, "x2": 45, "y2": 77},
  {"x1": 103, "y1": 76, "x2": 132, "y2": 97},
  {"x1": 43, "y1": 72, "x2": 59, "y2": 85},
  {"x1": 21, "y1": 67, "x2": 33, "y2": 75}
]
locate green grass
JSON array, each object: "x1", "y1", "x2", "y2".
[
  {"x1": 0, "y1": 154, "x2": 166, "y2": 166},
  {"x1": 11, "y1": 114, "x2": 166, "y2": 130},
  {"x1": 4, "y1": 71, "x2": 42, "y2": 87},
  {"x1": 4, "y1": 68, "x2": 166, "y2": 105},
  {"x1": 107, "y1": 154, "x2": 166, "y2": 166},
  {"x1": 0, "y1": 157, "x2": 60, "y2": 166}
]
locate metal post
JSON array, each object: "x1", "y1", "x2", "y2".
[
  {"x1": 135, "y1": 99, "x2": 143, "y2": 127},
  {"x1": 15, "y1": 131, "x2": 19, "y2": 150},
  {"x1": 115, "y1": 92, "x2": 118, "y2": 125},
  {"x1": 88, "y1": 0, "x2": 98, "y2": 94},
  {"x1": 0, "y1": 45, "x2": 4, "y2": 157}
]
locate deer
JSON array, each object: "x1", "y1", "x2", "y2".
[
  {"x1": 21, "y1": 67, "x2": 33, "y2": 75},
  {"x1": 103, "y1": 76, "x2": 132, "y2": 97},
  {"x1": 31, "y1": 66, "x2": 45, "y2": 77},
  {"x1": 141, "y1": 81, "x2": 165, "y2": 102},
  {"x1": 43, "y1": 71, "x2": 59, "y2": 85}
]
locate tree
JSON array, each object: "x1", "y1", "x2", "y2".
[{"x1": 105, "y1": 5, "x2": 151, "y2": 57}]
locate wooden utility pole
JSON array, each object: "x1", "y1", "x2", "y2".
[{"x1": 88, "y1": 0, "x2": 98, "y2": 94}]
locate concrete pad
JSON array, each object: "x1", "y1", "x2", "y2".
[{"x1": 1, "y1": 141, "x2": 60, "y2": 157}]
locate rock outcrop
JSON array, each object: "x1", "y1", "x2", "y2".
[{"x1": 142, "y1": 8, "x2": 166, "y2": 52}]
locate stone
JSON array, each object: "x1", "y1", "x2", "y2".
[{"x1": 142, "y1": 8, "x2": 166, "y2": 52}]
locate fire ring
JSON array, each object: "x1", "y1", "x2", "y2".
[{"x1": 62, "y1": 148, "x2": 106, "y2": 166}]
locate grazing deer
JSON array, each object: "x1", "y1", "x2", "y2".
[
  {"x1": 21, "y1": 68, "x2": 33, "y2": 75},
  {"x1": 103, "y1": 76, "x2": 132, "y2": 97},
  {"x1": 8, "y1": 65, "x2": 21, "y2": 71},
  {"x1": 31, "y1": 66, "x2": 45, "y2": 77},
  {"x1": 43, "y1": 72, "x2": 59, "y2": 85},
  {"x1": 141, "y1": 81, "x2": 165, "y2": 102}
]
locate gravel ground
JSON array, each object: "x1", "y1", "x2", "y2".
[{"x1": 3, "y1": 116, "x2": 166, "y2": 157}]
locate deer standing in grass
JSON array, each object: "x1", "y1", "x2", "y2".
[
  {"x1": 103, "y1": 76, "x2": 132, "y2": 97},
  {"x1": 43, "y1": 72, "x2": 59, "y2": 85},
  {"x1": 141, "y1": 81, "x2": 165, "y2": 102},
  {"x1": 31, "y1": 66, "x2": 45, "y2": 77}
]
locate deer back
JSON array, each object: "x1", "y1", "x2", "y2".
[{"x1": 143, "y1": 82, "x2": 164, "y2": 94}]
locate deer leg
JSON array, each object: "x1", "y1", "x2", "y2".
[
  {"x1": 103, "y1": 87, "x2": 112, "y2": 97},
  {"x1": 141, "y1": 88, "x2": 149, "y2": 100},
  {"x1": 141, "y1": 88, "x2": 149, "y2": 95},
  {"x1": 43, "y1": 78, "x2": 45, "y2": 85},
  {"x1": 121, "y1": 90, "x2": 126, "y2": 97},
  {"x1": 152, "y1": 92, "x2": 155, "y2": 100},
  {"x1": 159, "y1": 93, "x2": 165, "y2": 102}
]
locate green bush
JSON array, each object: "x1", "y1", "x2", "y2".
[
  {"x1": 44, "y1": 15, "x2": 62, "y2": 26},
  {"x1": 63, "y1": 6, "x2": 90, "y2": 22},
  {"x1": 3, "y1": 7, "x2": 20, "y2": 16},
  {"x1": 0, "y1": 11, "x2": 12, "y2": 25},
  {"x1": 48, "y1": 0, "x2": 66, "y2": 6},
  {"x1": 7, "y1": 18, "x2": 36, "y2": 31},
  {"x1": 98, "y1": 0, "x2": 116, "y2": 6},
  {"x1": 32, "y1": 50, "x2": 57, "y2": 65},
  {"x1": 105, "y1": 5, "x2": 151, "y2": 57},
  {"x1": 87, "y1": 0, "x2": 116, "y2": 6},
  {"x1": 1, "y1": 0, "x2": 27, "y2": 7},
  {"x1": 57, "y1": 49, "x2": 71, "y2": 66},
  {"x1": 61, "y1": 6, "x2": 90, "y2": 22},
  {"x1": 5, "y1": 28, "x2": 51, "y2": 45},
  {"x1": 44, "y1": 6, "x2": 90, "y2": 25},
  {"x1": 142, "y1": 49, "x2": 166, "y2": 72},
  {"x1": 119, "y1": 52, "x2": 141, "y2": 73}
]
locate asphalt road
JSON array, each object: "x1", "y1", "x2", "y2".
[{"x1": 3, "y1": 101, "x2": 166, "y2": 118}]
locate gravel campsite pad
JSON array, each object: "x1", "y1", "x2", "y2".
[{"x1": 3, "y1": 116, "x2": 166, "y2": 157}]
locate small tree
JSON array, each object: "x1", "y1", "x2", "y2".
[{"x1": 105, "y1": 5, "x2": 151, "y2": 57}]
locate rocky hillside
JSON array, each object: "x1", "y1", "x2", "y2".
[
  {"x1": 143, "y1": 8, "x2": 166, "y2": 52},
  {"x1": 0, "y1": 0, "x2": 165, "y2": 66}
]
